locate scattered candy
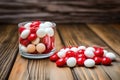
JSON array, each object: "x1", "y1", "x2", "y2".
[
  {"x1": 56, "y1": 58, "x2": 66, "y2": 67},
  {"x1": 84, "y1": 59, "x2": 95, "y2": 67},
  {"x1": 105, "y1": 52, "x2": 116, "y2": 60},
  {"x1": 49, "y1": 46, "x2": 117, "y2": 68},
  {"x1": 66, "y1": 57, "x2": 76, "y2": 67},
  {"x1": 102, "y1": 57, "x2": 111, "y2": 65}
]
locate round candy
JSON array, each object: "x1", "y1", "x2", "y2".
[
  {"x1": 102, "y1": 57, "x2": 111, "y2": 65},
  {"x1": 84, "y1": 50, "x2": 94, "y2": 58},
  {"x1": 36, "y1": 43, "x2": 46, "y2": 53},
  {"x1": 19, "y1": 27, "x2": 26, "y2": 34},
  {"x1": 66, "y1": 50, "x2": 76, "y2": 57},
  {"x1": 105, "y1": 52, "x2": 116, "y2": 60},
  {"x1": 31, "y1": 37, "x2": 40, "y2": 45},
  {"x1": 93, "y1": 56, "x2": 102, "y2": 65},
  {"x1": 57, "y1": 51, "x2": 66, "y2": 58},
  {"x1": 86, "y1": 47, "x2": 95, "y2": 52},
  {"x1": 56, "y1": 58, "x2": 66, "y2": 67},
  {"x1": 84, "y1": 59, "x2": 95, "y2": 67},
  {"x1": 45, "y1": 28, "x2": 54, "y2": 36},
  {"x1": 66, "y1": 57, "x2": 76, "y2": 67},
  {"x1": 77, "y1": 57, "x2": 86, "y2": 66},
  {"x1": 50, "y1": 53, "x2": 59, "y2": 62},
  {"x1": 24, "y1": 22, "x2": 32, "y2": 28},
  {"x1": 94, "y1": 49, "x2": 104, "y2": 57},
  {"x1": 20, "y1": 45, "x2": 27, "y2": 52},
  {"x1": 28, "y1": 33, "x2": 37, "y2": 41},
  {"x1": 20, "y1": 29, "x2": 30, "y2": 39},
  {"x1": 78, "y1": 46, "x2": 86, "y2": 50},
  {"x1": 27, "y1": 44, "x2": 36, "y2": 53},
  {"x1": 36, "y1": 29, "x2": 46, "y2": 38},
  {"x1": 39, "y1": 23, "x2": 48, "y2": 29},
  {"x1": 44, "y1": 21, "x2": 53, "y2": 27},
  {"x1": 70, "y1": 47, "x2": 78, "y2": 52},
  {"x1": 103, "y1": 50, "x2": 108, "y2": 56}
]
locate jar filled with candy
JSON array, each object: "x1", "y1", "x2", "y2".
[{"x1": 18, "y1": 21, "x2": 56, "y2": 59}]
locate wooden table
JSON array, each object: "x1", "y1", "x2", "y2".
[{"x1": 0, "y1": 24, "x2": 120, "y2": 80}]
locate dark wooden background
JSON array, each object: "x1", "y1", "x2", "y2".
[{"x1": 0, "y1": 0, "x2": 120, "y2": 23}]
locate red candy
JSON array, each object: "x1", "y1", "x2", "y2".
[
  {"x1": 102, "y1": 57, "x2": 111, "y2": 65},
  {"x1": 77, "y1": 49, "x2": 85, "y2": 54},
  {"x1": 42, "y1": 35, "x2": 53, "y2": 53},
  {"x1": 94, "y1": 49, "x2": 104, "y2": 57},
  {"x1": 50, "y1": 53, "x2": 59, "y2": 62},
  {"x1": 30, "y1": 21, "x2": 40, "y2": 28},
  {"x1": 76, "y1": 54, "x2": 86, "y2": 59},
  {"x1": 50, "y1": 46, "x2": 116, "y2": 68},
  {"x1": 20, "y1": 39, "x2": 30, "y2": 46},
  {"x1": 93, "y1": 56, "x2": 102, "y2": 65},
  {"x1": 19, "y1": 26, "x2": 25, "y2": 34},
  {"x1": 56, "y1": 58, "x2": 66, "y2": 67},
  {"x1": 28, "y1": 33, "x2": 37, "y2": 41},
  {"x1": 77, "y1": 58, "x2": 86, "y2": 66},
  {"x1": 66, "y1": 50, "x2": 76, "y2": 57}
]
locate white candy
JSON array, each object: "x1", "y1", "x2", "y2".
[
  {"x1": 66, "y1": 57, "x2": 76, "y2": 67},
  {"x1": 20, "y1": 29, "x2": 30, "y2": 39},
  {"x1": 39, "y1": 23, "x2": 49, "y2": 29},
  {"x1": 20, "y1": 45, "x2": 27, "y2": 52},
  {"x1": 103, "y1": 50, "x2": 108, "y2": 56},
  {"x1": 24, "y1": 22, "x2": 32, "y2": 28},
  {"x1": 84, "y1": 50, "x2": 94, "y2": 58},
  {"x1": 84, "y1": 59, "x2": 95, "y2": 67},
  {"x1": 105, "y1": 52, "x2": 116, "y2": 60},
  {"x1": 45, "y1": 28, "x2": 54, "y2": 36},
  {"x1": 44, "y1": 21, "x2": 53, "y2": 27},
  {"x1": 78, "y1": 46, "x2": 86, "y2": 50},
  {"x1": 86, "y1": 47, "x2": 95, "y2": 52},
  {"x1": 36, "y1": 29, "x2": 46, "y2": 38},
  {"x1": 57, "y1": 51, "x2": 66, "y2": 58},
  {"x1": 32, "y1": 37, "x2": 40, "y2": 45},
  {"x1": 70, "y1": 47, "x2": 78, "y2": 52}
]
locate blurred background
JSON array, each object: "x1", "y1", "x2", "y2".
[{"x1": 0, "y1": 0, "x2": 120, "y2": 23}]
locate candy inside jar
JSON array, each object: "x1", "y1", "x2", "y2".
[{"x1": 18, "y1": 21, "x2": 56, "y2": 59}]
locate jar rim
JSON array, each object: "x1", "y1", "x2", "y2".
[{"x1": 18, "y1": 21, "x2": 56, "y2": 28}]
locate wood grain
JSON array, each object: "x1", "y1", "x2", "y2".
[
  {"x1": 0, "y1": 0, "x2": 120, "y2": 23},
  {"x1": 87, "y1": 24, "x2": 120, "y2": 56},
  {"x1": 0, "y1": 25, "x2": 18, "y2": 80},
  {"x1": 57, "y1": 24, "x2": 120, "y2": 80},
  {"x1": 9, "y1": 27, "x2": 74, "y2": 80}
]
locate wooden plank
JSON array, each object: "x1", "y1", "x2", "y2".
[
  {"x1": 9, "y1": 27, "x2": 74, "y2": 80},
  {"x1": 57, "y1": 24, "x2": 120, "y2": 80},
  {"x1": 0, "y1": 1, "x2": 120, "y2": 23},
  {"x1": 87, "y1": 24, "x2": 120, "y2": 56},
  {"x1": 0, "y1": 25, "x2": 18, "y2": 80}
]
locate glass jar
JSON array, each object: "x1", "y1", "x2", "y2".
[{"x1": 18, "y1": 21, "x2": 56, "y2": 59}]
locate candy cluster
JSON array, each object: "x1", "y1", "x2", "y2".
[
  {"x1": 19, "y1": 21, "x2": 55, "y2": 54},
  {"x1": 50, "y1": 46, "x2": 116, "y2": 67}
]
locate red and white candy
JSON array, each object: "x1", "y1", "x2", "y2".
[
  {"x1": 19, "y1": 21, "x2": 55, "y2": 54},
  {"x1": 50, "y1": 46, "x2": 116, "y2": 68}
]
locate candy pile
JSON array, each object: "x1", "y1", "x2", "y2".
[
  {"x1": 19, "y1": 21, "x2": 55, "y2": 54},
  {"x1": 50, "y1": 46, "x2": 116, "y2": 67}
]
